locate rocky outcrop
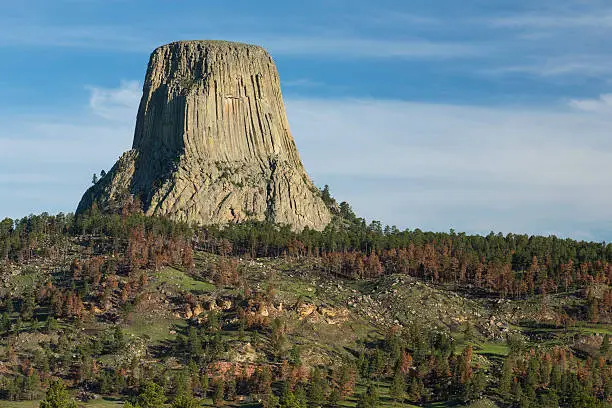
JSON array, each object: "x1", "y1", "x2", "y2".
[{"x1": 77, "y1": 40, "x2": 331, "y2": 231}]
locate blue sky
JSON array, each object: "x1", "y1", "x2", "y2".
[{"x1": 2, "y1": 0, "x2": 612, "y2": 241}]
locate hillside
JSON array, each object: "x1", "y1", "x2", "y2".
[{"x1": 0, "y1": 208, "x2": 610, "y2": 407}]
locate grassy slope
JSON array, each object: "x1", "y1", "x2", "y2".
[{"x1": 2, "y1": 247, "x2": 609, "y2": 407}]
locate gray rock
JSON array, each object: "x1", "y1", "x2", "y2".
[{"x1": 78, "y1": 40, "x2": 331, "y2": 231}]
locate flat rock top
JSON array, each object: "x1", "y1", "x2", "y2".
[{"x1": 153, "y1": 40, "x2": 268, "y2": 54}]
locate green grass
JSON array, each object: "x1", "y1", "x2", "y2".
[
  {"x1": 0, "y1": 395, "x2": 458, "y2": 408},
  {"x1": 0, "y1": 400, "x2": 123, "y2": 408},
  {"x1": 334, "y1": 380, "x2": 460, "y2": 408},
  {"x1": 511, "y1": 321, "x2": 612, "y2": 342},
  {"x1": 276, "y1": 278, "x2": 318, "y2": 301},
  {"x1": 1, "y1": 396, "x2": 261, "y2": 408},
  {"x1": 124, "y1": 314, "x2": 185, "y2": 343},
  {"x1": 154, "y1": 267, "x2": 215, "y2": 293},
  {"x1": 577, "y1": 324, "x2": 612, "y2": 336},
  {"x1": 474, "y1": 342, "x2": 509, "y2": 356},
  {"x1": 0, "y1": 402, "x2": 39, "y2": 408},
  {"x1": 462, "y1": 399, "x2": 499, "y2": 408},
  {"x1": 81, "y1": 399, "x2": 124, "y2": 407},
  {"x1": 9, "y1": 267, "x2": 43, "y2": 294}
]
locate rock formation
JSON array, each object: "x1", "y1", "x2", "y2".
[{"x1": 77, "y1": 40, "x2": 331, "y2": 231}]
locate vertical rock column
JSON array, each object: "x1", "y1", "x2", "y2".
[{"x1": 77, "y1": 40, "x2": 332, "y2": 231}]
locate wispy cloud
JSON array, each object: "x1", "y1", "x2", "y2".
[
  {"x1": 287, "y1": 97, "x2": 612, "y2": 238},
  {"x1": 281, "y1": 79, "x2": 326, "y2": 89},
  {"x1": 490, "y1": 12, "x2": 612, "y2": 29},
  {"x1": 0, "y1": 17, "x2": 486, "y2": 60},
  {"x1": 262, "y1": 37, "x2": 486, "y2": 59},
  {"x1": 0, "y1": 174, "x2": 58, "y2": 184},
  {"x1": 2, "y1": 2, "x2": 612, "y2": 81},
  {"x1": 485, "y1": 55, "x2": 612, "y2": 78},
  {"x1": 355, "y1": 11, "x2": 442, "y2": 27},
  {"x1": 0, "y1": 82, "x2": 135, "y2": 217},
  {"x1": 0, "y1": 21, "x2": 157, "y2": 51},
  {"x1": 88, "y1": 80, "x2": 141, "y2": 122},
  {"x1": 476, "y1": 5, "x2": 612, "y2": 79},
  {"x1": 568, "y1": 94, "x2": 612, "y2": 112}
]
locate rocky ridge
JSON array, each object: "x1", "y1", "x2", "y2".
[{"x1": 78, "y1": 40, "x2": 331, "y2": 231}]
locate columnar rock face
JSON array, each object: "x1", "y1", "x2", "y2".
[{"x1": 77, "y1": 40, "x2": 332, "y2": 231}]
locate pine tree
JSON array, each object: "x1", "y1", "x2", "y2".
[
  {"x1": 172, "y1": 371, "x2": 190, "y2": 399},
  {"x1": 328, "y1": 389, "x2": 341, "y2": 407},
  {"x1": 45, "y1": 316, "x2": 58, "y2": 333},
  {"x1": 526, "y1": 357, "x2": 540, "y2": 391},
  {"x1": 290, "y1": 345, "x2": 301, "y2": 366},
  {"x1": 113, "y1": 326, "x2": 126, "y2": 351},
  {"x1": 498, "y1": 358, "x2": 514, "y2": 397},
  {"x1": 263, "y1": 393, "x2": 280, "y2": 408},
  {"x1": 520, "y1": 393, "x2": 532, "y2": 408},
  {"x1": 4, "y1": 375, "x2": 19, "y2": 401},
  {"x1": 293, "y1": 385, "x2": 307, "y2": 408},
  {"x1": 588, "y1": 298, "x2": 599, "y2": 323},
  {"x1": 538, "y1": 390, "x2": 559, "y2": 408},
  {"x1": 172, "y1": 393, "x2": 199, "y2": 408},
  {"x1": 337, "y1": 362, "x2": 356, "y2": 399},
  {"x1": 212, "y1": 379, "x2": 224, "y2": 407},
  {"x1": 409, "y1": 377, "x2": 423, "y2": 403},
  {"x1": 279, "y1": 381, "x2": 291, "y2": 407},
  {"x1": 39, "y1": 380, "x2": 77, "y2": 408},
  {"x1": 225, "y1": 375, "x2": 236, "y2": 402},
  {"x1": 136, "y1": 381, "x2": 166, "y2": 408},
  {"x1": 457, "y1": 345, "x2": 473, "y2": 384},
  {"x1": 600, "y1": 334, "x2": 610, "y2": 356},
  {"x1": 390, "y1": 367, "x2": 405, "y2": 402},
  {"x1": 1, "y1": 311, "x2": 9, "y2": 333},
  {"x1": 200, "y1": 374, "x2": 209, "y2": 397},
  {"x1": 280, "y1": 390, "x2": 305, "y2": 408},
  {"x1": 321, "y1": 185, "x2": 333, "y2": 206},
  {"x1": 25, "y1": 371, "x2": 41, "y2": 400},
  {"x1": 308, "y1": 368, "x2": 325, "y2": 407},
  {"x1": 513, "y1": 381, "x2": 523, "y2": 404},
  {"x1": 20, "y1": 293, "x2": 35, "y2": 321},
  {"x1": 463, "y1": 321, "x2": 475, "y2": 343},
  {"x1": 356, "y1": 383, "x2": 379, "y2": 408}
]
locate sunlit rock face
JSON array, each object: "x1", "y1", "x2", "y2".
[{"x1": 77, "y1": 40, "x2": 331, "y2": 231}]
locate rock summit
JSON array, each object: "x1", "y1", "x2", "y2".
[{"x1": 77, "y1": 40, "x2": 331, "y2": 231}]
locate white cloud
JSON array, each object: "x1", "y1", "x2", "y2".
[
  {"x1": 483, "y1": 55, "x2": 612, "y2": 78},
  {"x1": 286, "y1": 98, "x2": 612, "y2": 238},
  {"x1": 0, "y1": 174, "x2": 57, "y2": 184},
  {"x1": 568, "y1": 94, "x2": 612, "y2": 112},
  {"x1": 481, "y1": 7, "x2": 612, "y2": 79},
  {"x1": 0, "y1": 21, "x2": 156, "y2": 51},
  {"x1": 282, "y1": 79, "x2": 326, "y2": 88},
  {"x1": 2, "y1": 3, "x2": 612, "y2": 83},
  {"x1": 0, "y1": 16, "x2": 486, "y2": 61},
  {"x1": 0, "y1": 121, "x2": 132, "y2": 164},
  {"x1": 367, "y1": 12, "x2": 441, "y2": 27},
  {"x1": 88, "y1": 81, "x2": 142, "y2": 122},
  {"x1": 261, "y1": 37, "x2": 485, "y2": 60},
  {"x1": 490, "y1": 12, "x2": 612, "y2": 29},
  {"x1": 0, "y1": 82, "x2": 136, "y2": 218}
]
